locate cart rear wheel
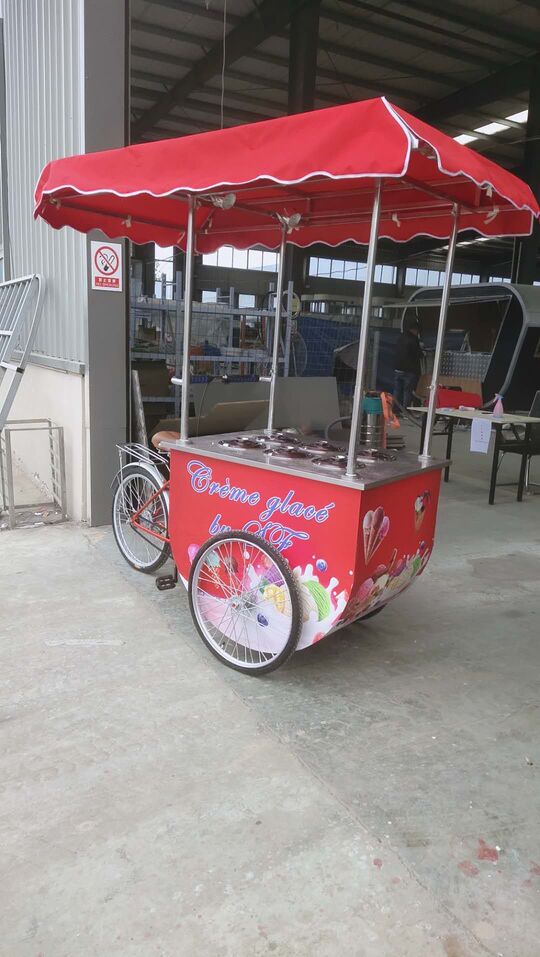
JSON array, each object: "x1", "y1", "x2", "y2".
[
  {"x1": 188, "y1": 531, "x2": 301, "y2": 675},
  {"x1": 111, "y1": 464, "x2": 170, "y2": 573}
]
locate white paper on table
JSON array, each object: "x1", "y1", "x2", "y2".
[{"x1": 470, "y1": 417, "x2": 492, "y2": 453}]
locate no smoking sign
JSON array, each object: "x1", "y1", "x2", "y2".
[{"x1": 91, "y1": 240, "x2": 123, "y2": 291}]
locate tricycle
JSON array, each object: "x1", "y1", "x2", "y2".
[{"x1": 35, "y1": 96, "x2": 539, "y2": 673}]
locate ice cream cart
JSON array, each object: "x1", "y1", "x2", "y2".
[{"x1": 34, "y1": 97, "x2": 539, "y2": 673}]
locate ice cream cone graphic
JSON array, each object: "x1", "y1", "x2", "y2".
[
  {"x1": 413, "y1": 491, "x2": 431, "y2": 532},
  {"x1": 363, "y1": 507, "x2": 389, "y2": 563}
]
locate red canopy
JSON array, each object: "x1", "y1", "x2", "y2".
[{"x1": 34, "y1": 97, "x2": 539, "y2": 251}]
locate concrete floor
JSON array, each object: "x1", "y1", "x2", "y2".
[{"x1": 2, "y1": 425, "x2": 540, "y2": 956}]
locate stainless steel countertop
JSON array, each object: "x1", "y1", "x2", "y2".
[{"x1": 163, "y1": 431, "x2": 448, "y2": 491}]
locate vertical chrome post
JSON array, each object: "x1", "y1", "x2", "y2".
[
  {"x1": 180, "y1": 195, "x2": 196, "y2": 443},
  {"x1": 346, "y1": 179, "x2": 383, "y2": 478},
  {"x1": 267, "y1": 226, "x2": 287, "y2": 432},
  {"x1": 420, "y1": 204, "x2": 459, "y2": 460}
]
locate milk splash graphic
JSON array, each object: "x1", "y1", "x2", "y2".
[{"x1": 190, "y1": 543, "x2": 347, "y2": 654}]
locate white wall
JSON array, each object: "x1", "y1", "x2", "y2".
[
  {"x1": 1, "y1": 0, "x2": 88, "y2": 520},
  {"x1": 1, "y1": 0, "x2": 87, "y2": 364},
  {"x1": 9, "y1": 365, "x2": 86, "y2": 521},
  {"x1": 1, "y1": 0, "x2": 128, "y2": 525}
]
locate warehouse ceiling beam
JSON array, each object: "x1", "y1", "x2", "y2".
[
  {"x1": 174, "y1": 96, "x2": 275, "y2": 124},
  {"x1": 419, "y1": 55, "x2": 540, "y2": 122},
  {"x1": 143, "y1": 0, "x2": 241, "y2": 24},
  {"x1": 131, "y1": 19, "x2": 213, "y2": 53},
  {"x1": 131, "y1": 42, "x2": 408, "y2": 101},
  {"x1": 514, "y1": 64, "x2": 540, "y2": 283},
  {"x1": 132, "y1": 68, "x2": 303, "y2": 106},
  {"x1": 131, "y1": 0, "x2": 319, "y2": 138},
  {"x1": 280, "y1": 29, "x2": 453, "y2": 88},
  {"x1": 132, "y1": 86, "x2": 272, "y2": 124},
  {"x1": 399, "y1": 0, "x2": 540, "y2": 51},
  {"x1": 130, "y1": 58, "x2": 394, "y2": 111},
  {"x1": 314, "y1": 35, "x2": 466, "y2": 87},
  {"x1": 319, "y1": 4, "x2": 495, "y2": 69},
  {"x1": 131, "y1": 45, "x2": 194, "y2": 69},
  {"x1": 326, "y1": 0, "x2": 506, "y2": 58}
]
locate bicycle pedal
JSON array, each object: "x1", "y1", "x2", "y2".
[{"x1": 155, "y1": 575, "x2": 177, "y2": 591}]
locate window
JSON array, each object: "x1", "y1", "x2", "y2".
[
  {"x1": 247, "y1": 249, "x2": 263, "y2": 270},
  {"x1": 308, "y1": 257, "x2": 395, "y2": 283},
  {"x1": 202, "y1": 245, "x2": 278, "y2": 272},
  {"x1": 154, "y1": 244, "x2": 174, "y2": 298},
  {"x1": 378, "y1": 264, "x2": 397, "y2": 284},
  {"x1": 238, "y1": 293, "x2": 256, "y2": 308},
  {"x1": 262, "y1": 250, "x2": 278, "y2": 272},
  {"x1": 406, "y1": 267, "x2": 482, "y2": 287},
  {"x1": 451, "y1": 273, "x2": 481, "y2": 286},
  {"x1": 315, "y1": 257, "x2": 332, "y2": 277},
  {"x1": 201, "y1": 290, "x2": 217, "y2": 303},
  {"x1": 218, "y1": 246, "x2": 233, "y2": 268},
  {"x1": 233, "y1": 248, "x2": 248, "y2": 270}
]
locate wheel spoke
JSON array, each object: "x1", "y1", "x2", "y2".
[
  {"x1": 113, "y1": 471, "x2": 168, "y2": 570},
  {"x1": 191, "y1": 535, "x2": 298, "y2": 671}
]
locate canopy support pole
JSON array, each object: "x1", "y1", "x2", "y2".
[
  {"x1": 267, "y1": 225, "x2": 287, "y2": 432},
  {"x1": 420, "y1": 203, "x2": 459, "y2": 461},
  {"x1": 180, "y1": 195, "x2": 196, "y2": 443},
  {"x1": 346, "y1": 179, "x2": 382, "y2": 479}
]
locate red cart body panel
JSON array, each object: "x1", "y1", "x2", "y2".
[{"x1": 169, "y1": 448, "x2": 442, "y2": 650}]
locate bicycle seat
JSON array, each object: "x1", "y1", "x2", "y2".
[{"x1": 151, "y1": 430, "x2": 180, "y2": 449}]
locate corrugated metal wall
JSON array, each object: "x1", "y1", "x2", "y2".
[{"x1": 1, "y1": 0, "x2": 87, "y2": 366}]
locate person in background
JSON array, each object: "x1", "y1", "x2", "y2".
[{"x1": 393, "y1": 320, "x2": 424, "y2": 410}]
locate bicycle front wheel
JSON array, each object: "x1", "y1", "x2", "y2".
[{"x1": 112, "y1": 464, "x2": 170, "y2": 573}]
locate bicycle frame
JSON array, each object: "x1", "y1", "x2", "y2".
[
  {"x1": 130, "y1": 478, "x2": 171, "y2": 544},
  {"x1": 116, "y1": 442, "x2": 172, "y2": 545}
]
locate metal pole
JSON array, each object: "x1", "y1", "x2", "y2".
[
  {"x1": 5, "y1": 427, "x2": 15, "y2": 529},
  {"x1": 267, "y1": 226, "x2": 287, "y2": 431},
  {"x1": 420, "y1": 203, "x2": 459, "y2": 460},
  {"x1": 346, "y1": 180, "x2": 383, "y2": 478},
  {"x1": 283, "y1": 280, "x2": 293, "y2": 377},
  {"x1": 370, "y1": 329, "x2": 380, "y2": 390},
  {"x1": 180, "y1": 196, "x2": 196, "y2": 442},
  {"x1": 174, "y1": 269, "x2": 182, "y2": 418}
]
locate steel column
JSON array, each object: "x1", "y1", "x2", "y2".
[
  {"x1": 420, "y1": 204, "x2": 459, "y2": 460},
  {"x1": 267, "y1": 227, "x2": 287, "y2": 432},
  {"x1": 346, "y1": 180, "x2": 383, "y2": 478},
  {"x1": 180, "y1": 195, "x2": 196, "y2": 442},
  {"x1": 515, "y1": 63, "x2": 540, "y2": 284}
]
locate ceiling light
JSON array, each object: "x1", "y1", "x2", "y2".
[
  {"x1": 474, "y1": 121, "x2": 509, "y2": 135},
  {"x1": 506, "y1": 109, "x2": 528, "y2": 123},
  {"x1": 454, "y1": 133, "x2": 478, "y2": 145}
]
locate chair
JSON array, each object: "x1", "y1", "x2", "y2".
[{"x1": 497, "y1": 391, "x2": 540, "y2": 495}]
